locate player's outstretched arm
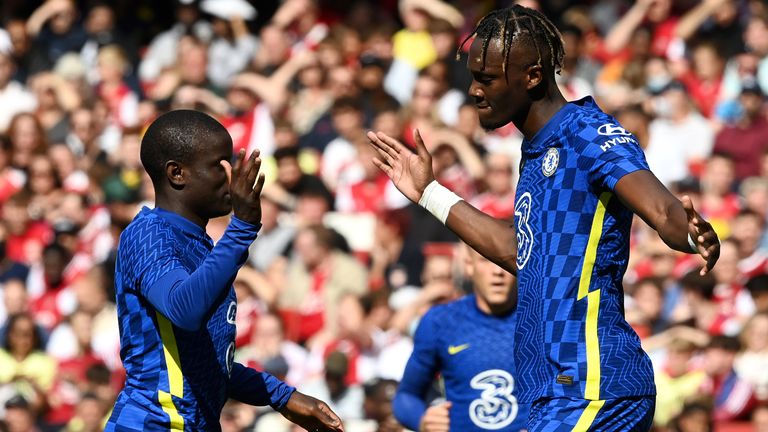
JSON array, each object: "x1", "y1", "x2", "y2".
[
  {"x1": 279, "y1": 391, "x2": 345, "y2": 432},
  {"x1": 614, "y1": 170, "x2": 720, "y2": 274},
  {"x1": 368, "y1": 130, "x2": 518, "y2": 274}
]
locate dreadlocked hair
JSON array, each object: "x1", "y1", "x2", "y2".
[{"x1": 458, "y1": 5, "x2": 565, "y2": 77}]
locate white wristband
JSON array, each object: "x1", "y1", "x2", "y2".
[
  {"x1": 688, "y1": 233, "x2": 698, "y2": 254},
  {"x1": 418, "y1": 180, "x2": 462, "y2": 224}
]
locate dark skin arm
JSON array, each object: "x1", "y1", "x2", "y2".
[
  {"x1": 367, "y1": 130, "x2": 518, "y2": 275},
  {"x1": 369, "y1": 130, "x2": 719, "y2": 276},
  {"x1": 614, "y1": 170, "x2": 720, "y2": 274},
  {"x1": 280, "y1": 391, "x2": 345, "y2": 431}
]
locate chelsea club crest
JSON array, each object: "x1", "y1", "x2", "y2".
[{"x1": 542, "y1": 147, "x2": 559, "y2": 177}]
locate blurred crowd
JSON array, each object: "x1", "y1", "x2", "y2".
[{"x1": 0, "y1": 0, "x2": 768, "y2": 431}]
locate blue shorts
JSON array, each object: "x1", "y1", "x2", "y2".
[{"x1": 526, "y1": 396, "x2": 655, "y2": 432}]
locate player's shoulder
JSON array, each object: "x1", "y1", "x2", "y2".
[
  {"x1": 565, "y1": 98, "x2": 640, "y2": 155},
  {"x1": 119, "y1": 207, "x2": 175, "y2": 249},
  {"x1": 422, "y1": 296, "x2": 472, "y2": 324}
]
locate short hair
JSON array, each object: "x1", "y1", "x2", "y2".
[
  {"x1": 140, "y1": 110, "x2": 229, "y2": 185},
  {"x1": 707, "y1": 335, "x2": 741, "y2": 352},
  {"x1": 303, "y1": 224, "x2": 334, "y2": 250},
  {"x1": 273, "y1": 145, "x2": 300, "y2": 162},
  {"x1": 680, "y1": 270, "x2": 716, "y2": 300},
  {"x1": 428, "y1": 18, "x2": 457, "y2": 35},
  {"x1": 458, "y1": 5, "x2": 565, "y2": 78},
  {"x1": 331, "y1": 96, "x2": 362, "y2": 115},
  {"x1": 746, "y1": 274, "x2": 768, "y2": 297}
]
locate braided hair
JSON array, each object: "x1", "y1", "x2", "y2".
[{"x1": 458, "y1": 5, "x2": 565, "y2": 78}]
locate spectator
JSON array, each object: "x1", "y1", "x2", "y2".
[
  {"x1": 95, "y1": 45, "x2": 138, "y2": 128},
  {"x1": 746, "y1": 274, "x2": 768, "y2": 313},
  {"x1": 0, "y1": 313, "x2": 57, "y2": 413},
  {"x1": 247, "y1": 186, "x2": 296, "y2": 273},
  {"x1": 669, "y1": 400, "x2": 713, "y2": 432},
  {"x1": 653, "y1": 338, "x2": 707, "y2": 427},
  {"x1": 4, "y1": 394, "x2": 41, "y2": 432},
  {"x1": 700, "y1": 335, "x2": 757, "y2": 422},
  {"x1": 0, "y1": 52, "x2": 36, "y2": 134},
  {"x1": 25, "y1": 0, "x2": 86, "y2": 70},
  {"x1": 754, "y1": 403, "x2": 768, "y2": 432},
  {"x1": 206, "y1": 15, "x2": 258, "y2": 88},
  {"x1": 278, "y1": 224, "x2": 367, "y2": 344},
  {"x1": 735, "y1": 312, "x2": 768, "y2": 400},
  {"x1": 714, "y1": 80, "x2": 768, "y2": 181},
  {"x1": 64, "y1": 391, "x2": 107, "y2": 432},
  {"x1": 645, "y1": 81, "x2": 714, "y2": 186},
  {"x1": 236, "y1": 313, "x2": 309, "y2": 387},
  {"x1": 699, "y1": 153, "x2": 739, "y2": 237},
  {"x1": 300, "y1": 350, "x2": 365, "y2": 421},
  {"x1": 7, "y1": 113, "x2": 47, "y2": 171}
]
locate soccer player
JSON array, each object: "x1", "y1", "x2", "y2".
[
  {"x1": 392, "y1": 243, "x2": 530, "y2": 431},
  {"x1": 368, "y1": 5, "x2": 720, "y2": 431},
  {"x1": 106, "y1": 110, "x2": 343, "y2": 431}
]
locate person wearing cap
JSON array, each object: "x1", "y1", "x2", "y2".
[
  {"x1": 714, "y1": 79, "x2": 768, "y2": 181},
  {"x1": 202, "y1": 0, "x2": 258, "y2": 89},
  {"x1": 393, "y1": 238, "x2": 529, "y2": 432},
  {"x1": 138, "y1": 0, "x2": 213, "y2": 83}
]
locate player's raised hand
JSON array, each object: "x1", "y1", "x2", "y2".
[
  {"x1": 682, "y1": 195, "x2": 720, "y2": 275},
  {"x1": 226, "y1": 149, "x2": 266, "y2": 226},
  {"x1": 419, "y1": 401, "x2": 451, "y2": 432},
  {"x1": 368, "y1": 129, "x2": 435, "y2": 203},
  {"x1": 280, "y1": 391, "x2": 345, "y2": 432}
]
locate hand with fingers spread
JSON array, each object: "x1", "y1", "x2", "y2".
[
  {"x1": 226, "y1": 149, "x2": 266, "y2": 225},
  {"x1": 367, "y1": 129, "x2": 435, "y2": 203},
  {"x1": 279, "y1": 391, "x2": 345, "y2": 432},
  {"x1": 681, "y1": 195, "x2": 720, "y2": 275}
]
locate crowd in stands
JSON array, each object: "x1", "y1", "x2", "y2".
[{"x1": 1, "y1": 0, "x2": 768, "y2": 430}]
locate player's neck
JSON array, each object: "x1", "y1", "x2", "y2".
[
  {"x1": 476, "y1": 297, "x2": 516, "y2": 317},
  {"x1": 518, "y1": 92, "x2": 568, "y2": 140},
  {"x1": 154, "y1": 196, "x2": 208, "y2": 229}
]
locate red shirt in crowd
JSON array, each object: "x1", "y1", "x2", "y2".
[{"x1": 714, "y1": 117, "x2": 768, "y2": 180}]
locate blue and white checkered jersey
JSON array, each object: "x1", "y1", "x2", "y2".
[{"x1": 512, "y1": 96, "x2": 656, "y2": 403}]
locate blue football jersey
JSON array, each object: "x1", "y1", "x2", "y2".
[
  {"x1": 512, "y1": 97, "x2": 656, "y2": 403},
  {"x1": 395, "y1": 295, "x2": 530, "y2": 431},
  {"x1": 108, "y1": 208, "x2": 238, "y2": 431}
]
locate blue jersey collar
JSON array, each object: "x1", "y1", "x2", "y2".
[
  {"x1": 521, "y1": 96, "x2": 595, "y2": 156},
  {"x1": 146, "y1": 206, "x2": 210, "y2": 241}
]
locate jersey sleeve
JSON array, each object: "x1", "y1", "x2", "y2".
[
  {"x1": 137, "y1": 216, "x2": 261, "y2": 331},
  {"x1": 575, "y1": 118, "x2": 650, "y2": 191},
  {"x1": 228, "y1": 362, "x2": 296, "y2": 410},
  {"x1": 392, "y1": 308, "x2": 442, "y2": 431}
]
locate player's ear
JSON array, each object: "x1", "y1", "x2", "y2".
[
  {"x1": 526, "y1": 63, "x2": 544, "y2": 90},
  {"x1": 165, "y1": 161, "x2": 185, "y2": 188}
]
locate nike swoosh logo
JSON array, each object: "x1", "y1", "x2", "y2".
[{"x1": 448, "y1": 344, "x2": 470, "y2": 355}]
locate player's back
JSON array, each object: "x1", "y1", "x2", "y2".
[
  {"x1": 397, "y1": 295, "x2": 530, "y2": 431},
  {"x1": 512, "y1": 97, "x2": 656, "y2": 404},
  {"x1": 107, "y1": 208, "x2": 238, "y2": 431}
]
